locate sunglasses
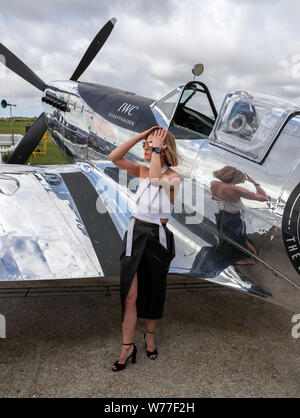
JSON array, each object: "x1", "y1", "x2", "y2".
[
  {"x1": 142, "y1": 140, "x2": 152, "y2": 150},
  {"x1": 142, "y1": 140, "x2": 166, "y2": 150}
]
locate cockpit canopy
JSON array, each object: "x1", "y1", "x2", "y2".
[
  {"x1": 210, "y1": 90, "x2": 300, "y2": 162},
  {"x1": 151, "y1": 81, "x2": 218, "y2": 139}
]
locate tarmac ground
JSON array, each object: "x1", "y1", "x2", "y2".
[{"x1": 0, "y1": 281, "x2": 299, "y2": 398}]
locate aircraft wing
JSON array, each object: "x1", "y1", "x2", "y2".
[{"x1": 0, "y1": 161, "x2": 126, "y2": 281}]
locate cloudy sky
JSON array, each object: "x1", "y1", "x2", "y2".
[{"x1": 1, "y1": 0, "x2": 300, "y2": 117}]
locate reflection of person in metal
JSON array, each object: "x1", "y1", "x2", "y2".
[
  {"x1": 210, "y1": 166, "x2": 269, "y2": 265},
  {"x1": 109, "y1": 126, "x2": 182, "y2": 371}
]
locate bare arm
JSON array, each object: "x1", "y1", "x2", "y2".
[
  {"x1": 211, "y1": 179, "x2": 269, "y2": 202},
  {"x1": 149, "y1": 128, "x2": 168, "y2": 182},
  {"x1": 241, "y1": 174, "x2": 270, "y2": 201},
  {"x1": 108, "y1": 126, "x2": 160, "y2": 177},
  {"x1": 235, "y1": 184, "x2": 270, "y2": 202}
]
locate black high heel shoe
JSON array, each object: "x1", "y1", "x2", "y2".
[
  {"x1": 144, "y1": 330, "x2": 158, "y2": 360},
  {"x1": 112, "y1": 343, "x2": 137, "y2": 372}
]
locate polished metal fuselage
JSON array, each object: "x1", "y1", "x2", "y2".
[{"x1": 1, "y1": 79, "x2": 299, "y2": 312}]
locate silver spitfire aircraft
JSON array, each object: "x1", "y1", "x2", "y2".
[{"x1": 0, "y1": 18, "x2": 300, "y2": 312}]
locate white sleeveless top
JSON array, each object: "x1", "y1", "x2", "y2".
[
  {"x1": 134, "y1": 165, "x2": 174, "y2": 219},
  {"x1": 214, "y1": 198, "x2": 245, "y2": 220},
  {"x1": 125, "y1": 164, "x2": 174, "y2": 257}
]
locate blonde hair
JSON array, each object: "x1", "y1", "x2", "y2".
[
  {"x1": 213, "y1": 166, "x2": 246, "y2": 184},
  {"x1": 162, "y1": 131, "x2": 181, "y2": 167}
]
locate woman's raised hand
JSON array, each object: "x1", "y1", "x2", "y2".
[
  {"x1": 140, "y1": 126, "x2": 161, "y2": 140},
  {"x1": 151, "y1": 128, "x2": 168, "y2": 148},
  {"x1": 245, "y1": 173, "x2": 256, "y2": 184}
]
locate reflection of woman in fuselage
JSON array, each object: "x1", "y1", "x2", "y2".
[{"x1": 210, "y1": 166, "x2": 269, "y2": 265}]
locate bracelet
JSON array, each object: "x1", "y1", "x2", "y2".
[{"x1": 254, "y1": 183, "x2": 260, "y2": 187}]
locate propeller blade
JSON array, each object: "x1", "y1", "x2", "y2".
[
  {"x1": 70, "y1": 17, "x2": 117, "y2": 81},
  {"x1": 0, "y1": 43, "x2": 47, "y2": 91},
  {"x1": 8, "y1": 113, "x2": 47, "y2": 164}
]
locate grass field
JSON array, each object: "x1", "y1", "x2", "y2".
[
  {"x1": 0, "y1": 117, "x2": 37, "y2": 135},
  {"x1": 0, "y1": 117, "x2": 70, "y2": 165}
]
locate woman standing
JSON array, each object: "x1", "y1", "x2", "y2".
[{"x1": 108, "y1": 126, "x2": 182, "y2": 371}]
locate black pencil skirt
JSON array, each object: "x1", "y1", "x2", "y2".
[{"x1": 119, "y1": 218, "x2": 175, "y2": 322}]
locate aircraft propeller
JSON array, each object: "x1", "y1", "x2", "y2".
[
  {"x1": 0, "y1": 43, "x2": 47, "y2": 92},
  {"x1": 8, "y1": 113, "x2": 47, "y2": 164},
  {"x1": 0, "y1": 18, "x2": 117, "y2": 164},
  {"x1": 70, "y1": 18, "x2": 116, "y2": 81}
]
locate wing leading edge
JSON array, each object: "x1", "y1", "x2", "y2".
[{"x1": 0, "y1": 162, "x2": 124, "y2": 281}]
